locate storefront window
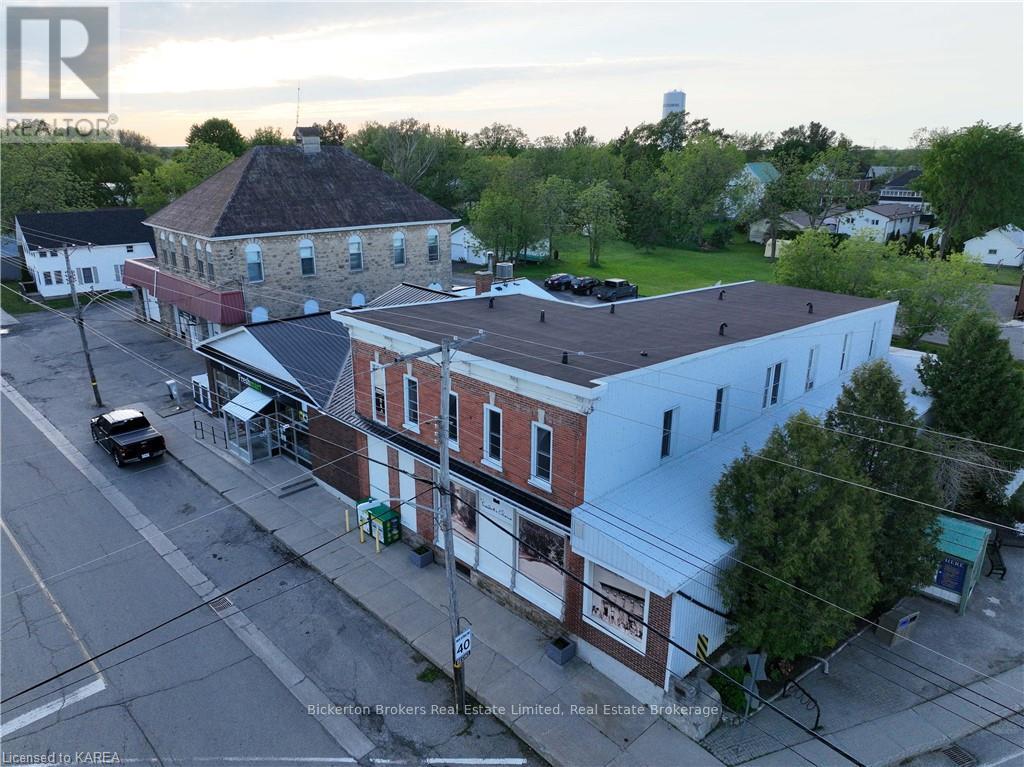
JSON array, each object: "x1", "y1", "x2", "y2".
[
  {"x1": 450, "y1": 482, "x2": 477, "y2": 543},
  {"x1": 587, "y1": 563, "x2": 647, "y2": 648},
  {"x1": 517, "y1": 518, "x2": 565, "y2": 598}
]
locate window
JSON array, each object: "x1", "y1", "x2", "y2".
[
  {"x1": 427, "y1": 228, "x2": 439, "y2": 262},
  {"x1": 531, "y1": 423, "x2": 553, "y2": 487},
  {"x1": 840, "y1": 332, "x2": 852, "y2": 371},
  {"x1": 182, "y1": 253, "x2": 190, "y2": 272},
  {"x1": 484, "y1": 405, "x2": 502, "y2": 467},
  {"x1": 517, "y1": 518, "x2": 565, "y2": 598},
  {"x1": 988, "y1": 248, "x2": 998, "y2": 255},
  {"x1": 348, "y1": 235, "x2": 363, "y2": 271},
  {"x1": 351, "y1": 292, "x2": 366, "y2": 307},
  {"x1": 206, "y1": 244, "x2": 215, "y2": 279},
  {"x1": 868, "y1": 321, "x2": 880, "y2": 358},
  {"x1": 76, "y1": 267, "x2": 97, "y2": 284},
  {"x1": 126, "y1": 245, "x2": 134, "y2": 253},
  {"x1": 713, "y1": 387, "x2": 727, "y2": 433},
  {"x1": 448, "y1": 392, "x2": 459, "y2": 449},
  {"x1": 393, "y1": 232, "x2": 406, "y2": 266},
  {"x1": 303, "y1": 299, "x2": 319, "y2": 314},
  {"x1": 371, "y1": 363, "x2": 387, "y2": 423},
  {"x1": 47, "y1": 250, "x2": 57, "y2": 258},
  {"x1": 660, "y1": 409, "x2": 675, "y2": 458},
  {"x1": 245, "y1": 244, "x2": 263, "y2": 283},
  {"x1": 762, "y1": 362, "x2": 783, "y2": 408},
  {"x1": 42, "y1": 271, "x2": 53, "y2": 286},
  {"x1": 450, "y1": 482, "x2": 477, "y2": 544},
  {"x1": 585, "y1": 562, "x2": 647, "y2": 649},
  {"x1": 805, "y1": 346, "x2": 819, "y2": 391},
  {"x1": 114, "y1": 264, "x2": 123, "y2": 282},
  {"x1": 169, "y1": 245, "x2": 177, "y2": 268},
  {"x1": 53, "y1": 270, "x2": 63, "y2": 285},
  {"x1": 403, "y1": 375, "x2": 420, "y2": 429},
  {"x1": 250, "y1": 306, "x2": 269, "y2": 322},
  {"x1": 299, "y1": 239, "x2": 315, "y2": 276},
  {"x1": 196, "y1": 258, "x2": 205, "y2": 277}
]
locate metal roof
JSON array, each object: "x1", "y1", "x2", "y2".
[{"x1": 365, "y1": 283, "x2": 458, "y2": 309}]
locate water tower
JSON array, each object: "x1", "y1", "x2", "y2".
[{"x1": 662, "y1": 90, "x2": 686, "y2": 119}]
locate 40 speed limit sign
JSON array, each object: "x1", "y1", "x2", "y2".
[{"x1": 454, "y1": 628, "x2": 472, "y2": 662}]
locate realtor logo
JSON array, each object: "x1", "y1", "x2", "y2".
[{"x1": 6, "y1": 6, "x2": 109, "y2": 112}]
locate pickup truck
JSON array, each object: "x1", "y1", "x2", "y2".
[
  {"x1": 594, "y1": 278, "x2": 639, "y2": 301},
  {"x1": 90, "y1": 409, "x2": 166, "y2": 467}
]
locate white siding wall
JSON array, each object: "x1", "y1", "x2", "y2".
[
  {"x1": 668, "y1": 566, "x2": 731, "y2": 680},
  {"x1": 965, "y1": 230, "x2": 1024, "y2": 267},
  {"x1": 836, "y1": 210, "x2": 919, "y2": 242},
  {"x1": 25, "y1": 243, "x2": 154, "y2": 298},
  {"x1": 583, "y1": 303, "x2": 898, "y2": 498}
]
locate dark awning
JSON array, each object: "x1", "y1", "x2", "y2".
[{"x1": 123, "y1": 259, "x2": 246, "y2": 325}]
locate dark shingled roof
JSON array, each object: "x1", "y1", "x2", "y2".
[
  {"x1": 882, "y1": 168, "x2": 922, "y2": 189},
  {"x1": 245, "y1": 312, "x2": 351, "y2": 409},
  {"x1": 349, "y1": 282, "x2": 891, "y2": 389},
  {"x1": 144, "y1": 146, "x2": 456, "y2": 238},
  {"x1": 17, "y1": 208, "x2": 155, "y2": 251}
]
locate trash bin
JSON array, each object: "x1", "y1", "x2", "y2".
[{"x1": 876, "y1": 608, "x2": 920, "y2": 646}]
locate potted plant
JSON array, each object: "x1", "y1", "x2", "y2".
[
  {"x1": 546, "y1": 635, "x2": 577, "y2": 666},
  {"x1": 410, "y1": 544, "x2": 434, "y2": 568}
]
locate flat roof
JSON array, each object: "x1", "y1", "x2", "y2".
[{"x1": 344, "y1": 281, "x2": 891, "y2": 388}]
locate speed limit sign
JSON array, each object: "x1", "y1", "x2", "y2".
[{"x1": 454, "y1": 628, "x2": 472, "y2": 662}]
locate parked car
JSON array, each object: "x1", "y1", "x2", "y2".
[
  {"x1": 594, "y1": 278, "x2": 639, "y2": 301},
  {"x1": 571, "y1": 276, "x2": 600, "y2": 295},
  {"x1": 544, "y1": 273, "x2": 575, "y2": 291},
  {"x1": 90, "y1": 409, "x2": 166, "y2": 467}
]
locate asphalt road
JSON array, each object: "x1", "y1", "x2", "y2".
[{"x1": 1, "y1": 301, "x2": 542, "y2": 765}]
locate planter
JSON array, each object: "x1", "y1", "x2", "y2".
[
  {"x1": 410, "y1": 546, "x2": 434, "y2": 568},
  {"x1": 545, "y1": 636, "x2": 577, "y2": 666}
]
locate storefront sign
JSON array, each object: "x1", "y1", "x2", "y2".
[
  {"x1": 238, "y1": 373, "x2": 263, "y2": 393},
  {"x1": 935, "y1": 556, "x2": 967, "y2": 593}
]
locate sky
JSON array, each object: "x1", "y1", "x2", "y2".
[{"x1": 105, "y1": 1, "x2": 1023, "y2": 147}]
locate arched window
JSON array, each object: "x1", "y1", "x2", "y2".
[
  {"x1": 251, "y1": 306, "x2": 269, "y2": 323},
  {"x1": 303, "y1": 299, "x2": 319, "y2": 314},
  {"x1": 426, "y1": 228, "x2": 440, "y2": 262},
  {"x1": 180, "y1": 237, "x2": 190, "y2": 272},
  {"x1": 298, "y1": 238, "x2": 315, "y2": 276},
  {"x1": 348, "y1": 235, "x2": 363, "y2": 271},
  {"x1": 392, "y1": 232, "x2": 406, "y2": 266},
  {"x1": 195, "y1": 240, "x2": 205, "y2": 276},
  {"x1": 351, "y1": 292, "x2": 366, "y2": 308},
  {"x1": 245, "y1": 243, "x2": 263, "y2": 282}
]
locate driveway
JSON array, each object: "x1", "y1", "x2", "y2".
[{"x1": 920, "y1": 284, "x2": 1023, "y2": 360}]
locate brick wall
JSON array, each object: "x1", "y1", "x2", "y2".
[
  {"x1": 152, "y1": 225, "x2": 452, "y2": 320},
  {"x1": 563, "y1": 548, "x2": 671, "y2": 688},
  {"x1": 351, "y1": 339, "x2": 586, "y2": 511},
  {"x1": 309, "y1": 410, "x2": 368, "y2": 501}
]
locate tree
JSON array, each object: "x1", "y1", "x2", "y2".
[
  {"x1": 575, "y1": 181, "x2": 623, "y2": 267},
  {"x1": 347, "y1": 119, "x2": 445, "y2": 187},
  {"x1": 754, "y1": 158, "x2": 801, "y2": 259},
  {"x1": 822, "y1": 361, "x2": 941, "y2": 604},
  {"x1": 792, "y1": 147, "x2": 870, "y2": 229},
  {"x1": 117, "y1": 129, "x2": 157, "y2": 154},
  {"x1": 248, "y1": 126, "x2": 288, "y2": 146},
  {"x1": 917, "y1": 312, "x2": 1024, "y2": 469},
  {"x1": 312, "y1": 120, "x2": 347, "y2": 146},
  {"x1": 470, "y1": 157, "x2": 542, "y2": 261},
  {"x1": 534, "y1": 176, "x2": 576, "y2": 259},
  {"x1": 132, "y1": 141, "x2": 234, "y2": 213},
  {"x1": 622, "y1": 156, "x2": 665, "y2": 251},
  {"x1": 656, "y1": 136, "x2": 746, "y2": 247},
  {"x1": 185, "y1": 117, "x2": 247, "y2": 156},
  {"x1": 915, "y1": 123, "x2": 1024, "y2": 256},
  {"x1": 1, "y1": 144, "x2": 90, "y2": 229},
  {"x1": 562, "y1": 126, "x2": 595, "y2": 148},
  {"x1": 714, "y1": 413, "x2": 881, "y2": 660},
  {"x1": 470, "y1": 122, "x2": 529, "y2": 155},
  {"x1": 68, "y1": 142, "x2": 161, "y2": 207},
  {"x1": 772, "y1": 121, "x2": 850, "y2": 164}
]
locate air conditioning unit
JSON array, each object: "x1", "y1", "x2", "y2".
[{"x1": 495, "y1": 262, "x2": 514, "y2": 279}]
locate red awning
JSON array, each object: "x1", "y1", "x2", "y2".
[{"x1": 123, "y1": 260, "x2": 246, "y2": 325}]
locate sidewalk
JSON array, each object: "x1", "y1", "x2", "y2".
[{"x1": 154, "y1": 407, "x2": 725, "y2": 767}]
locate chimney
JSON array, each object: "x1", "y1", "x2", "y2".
[
  {"x1": 293, "y1": 126, "x2": 321, "y2": 154},
  {"x1": 474, "y1": 270, "x2": 493, "y2": 295}
]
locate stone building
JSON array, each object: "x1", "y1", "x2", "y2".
[{"x1": 123, "y1": 127, "x2": 457, "y2": 346}]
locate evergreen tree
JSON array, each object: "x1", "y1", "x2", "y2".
[
  {"x1": 823, "y1": 361, "x2": 941, "y2": 604},
  {"x1": 714, "y1": 413, "x2": 881, "y2": 660}
]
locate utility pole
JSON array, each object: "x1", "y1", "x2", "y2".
[
  {"x1": 382, "y1": 332, "x2": 484, "y2": 713},
  {"x1": 64, "y1": 246, "x2": 103, "y2": 407}
]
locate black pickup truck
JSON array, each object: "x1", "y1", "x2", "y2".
[{"x1": 90, "y1": 409, "x2": 166, "y2": 467}]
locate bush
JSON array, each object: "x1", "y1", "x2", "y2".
[{"x1": 709, "y1": 666, "x2": 747, "y2": 713}]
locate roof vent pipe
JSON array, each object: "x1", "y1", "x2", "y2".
[
  {"x1": 719, "y1": 290, "x2": 726, "y2": 301},
  {"x1": 488, "y1": 297, "x2": 494, "y2": 309},
  {"x1": 561, "y1": 351, "x2": 569, "y2": 364},
  {"x1": 719, "y1": 323, "x2": 728, "y2": 336},
  {"x1": 540, "y1": 310, "x2": 545, "y2": 323},
  {"x1": 806, "y1": 302, "x2": 813, "y2": 314}
]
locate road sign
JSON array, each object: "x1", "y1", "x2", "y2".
[{"x1": 454, "y1": 628, "x2": 472, "y2": 662}]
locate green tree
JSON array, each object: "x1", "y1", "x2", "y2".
[
  {"x1": 714, "y1": 413, "x2": 881, "y2": 660},
  {"x1": 917, "y1": 312, "x2": 1024, "y2": 469},
  {"x1": 347, "y1": 118, "x2": 446, "y2": 187},
  {"x1": 132, "y1": 141, "x2": 234, "y2": 213},
  {"x1": 248, "y1": 126, "x2": 288, "y2": 146},
  {"x1": 116, "y1": 129, "x2": 157, "y2": 154},
  {"x1": 185, "y1": 117, "x2": 247, "y2": 156},
  {"x1": 575, "y1": 181, "x2": 624, "y2": 267},
  {"x1": 312, "y1": 120, "x2": 347, "y2": 146},
  {"x1": 915, "y1": 123, "x2": 1024, "y2": 256},
  {"x1": 823, "y1": 361, "x2": 941, "y2": 604},
  {"x1": 469, "y1": 122, "x2": 529, "y2": 155},
  {"x1": 1, "y1": 144, "x2": 90, "y2": 229},
  {"x1": 656, "y1": 135, "x2": 746, "y2": 247},
  {"x1": 622, "y1": 156, "x2": 665, "y2": 250},
  {"x1": 772, "y1": 121, "x2": 851, "y2": 164},
  {"x1": 534, "y1": 176, "x2": 576, "y2": 259},
  {"x1": 470, "y1": 157, "x2": 542, "y2": 261},
  {"x1": 67, "y1": 142, "x2": 161, "y2": 207},
  {"x1": 792, "y1": 147, "x2": 870, "y2": 229},
  {"x1": 563, "y1": 126, "x2": 595, "y2": 148}
]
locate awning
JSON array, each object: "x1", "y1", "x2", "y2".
[
  {"x1": 122, "y1": 259, "x2": 246, "y2": 325},
  {"x1": 222, "y1": 387, "x2": 273, "y2": 421}
]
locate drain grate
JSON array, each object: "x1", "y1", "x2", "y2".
[
  {"x1": 208, "y1": 595, "x2": 234, "y2": 615},
  {"x1": 941, "y1": 744, "x2": 976, "y2": 767}
]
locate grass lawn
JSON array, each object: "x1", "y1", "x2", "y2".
[
  {"x1": 983, "y1": 265, "x2": 1024, "y2": 287},
  {"x1": 0, "y1": 282, "x2": 132, "y2": 315},
  {"x1": 510, "y1": 234, "x2": 775, "y2": 295}
]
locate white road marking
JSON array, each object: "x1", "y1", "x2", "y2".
[
  {"x1": 983, "y1": 608, "x2": 998, "y2": 618},
  {"x1": 987, "y1": 596, "x2": 1002, "y2": 605},
  {"x1": 122, "y1": 759, "x2": 356, "y2": 764},
  {"x1": 0, "y1": 678, "x2": 106, "y2": 737},
  {"x1": 2, "y1": 382, "x2": 375, "y2": 759},
  {"x1": 424, "y1": 761, "x2": 528, "y2": 765}
]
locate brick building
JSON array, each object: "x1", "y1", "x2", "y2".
[{"x1": 123, "y1": 127, "x2": 457, "y2": 346}]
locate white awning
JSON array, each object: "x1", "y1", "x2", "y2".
[{"x1": 222, "y1": 387, "x2": 272, "y2": 421}]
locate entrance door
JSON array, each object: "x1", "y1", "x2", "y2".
[
  {"x1": 142, "y1": 288, "x2": 161, "y2": 321},
  {"x1": 248, "y1": 416, "x2": 272, "y2": 461}
]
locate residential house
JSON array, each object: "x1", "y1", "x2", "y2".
[
  {"x1": 726, "y1": 162, "x2": 780, "y2": 218},
  {"x1": 123, "y1": 127, "x2": 458, "y2": 347},
  {"x1": 747, "y1": 207, "x2": 847, "y2": 243},
  {"x1": 451, "y1": 226, "x2": 549, "y2": 266},
  {"x1": 328, "y1": 281, "x2": 922, "y2": 703},
  {"x1": 14, "y1": 208, "x2": 155, "y2": 298},
  {"x1": 877, "y1": 168, "x2": 928, "y2": 214},
  {"x1": 836, "y1": 204, "x2": 920, "y2": 242},
  {"x1": 963, "y1": 225, "x2": 1024, "y2": 268}
]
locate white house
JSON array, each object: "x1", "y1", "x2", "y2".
[
  {"x1": 748, "y1": 207, "x2": 847, "y2": 243},
  {"x1": 451, "y1": 225, "x2": 548, "y2": 265},
  {"x1": 836, "y1": 204, "x2": 920, "y2": 242},
  {"x1": 15, "y1": 208, "x2": 155, "y2": 298},
  {"x1": 963, "y1": 225, "x2": 1024, "y2": 268},
  {"x1": 726, "y1": 162, "x2": 781, "y2": 219}
]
